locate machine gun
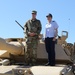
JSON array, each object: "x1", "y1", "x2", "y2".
[
  {"x1": 15, "y1": 20, "x2": 24, "y2": 30},
  {"x1": 15, "y1": 20, "x2": 26, "y2": 65}
]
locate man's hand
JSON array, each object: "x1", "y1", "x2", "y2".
[
  {"x1": 29, "y1": 32, "x2": 36, "y2": 37},
  {"x1": 53, "y1": 37, "x2": 56, "y2": 41}
]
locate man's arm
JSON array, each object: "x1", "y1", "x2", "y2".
[
  {"x1": 53, "y1": 28, "x2": 58, "y2": 41},
  {"x1": 53, "y1": 21, "x2": 59, "y2": 41},
  {"x1": 54, "y1": 28, "x2": 58, "y2": 37},
  {"x1": 36, "y1": 20, "x2": 42, "y2": 35},
  {"x1": 53, "y1": 21, "x2": 59, "y2": 37},
  {"x1": 24, "y1": 22, "x2": 30, "y2": 36}
]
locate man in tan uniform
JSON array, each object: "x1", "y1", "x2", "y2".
[{"x1": 24, "y1": 10, "x2": 42, "y2": 65}]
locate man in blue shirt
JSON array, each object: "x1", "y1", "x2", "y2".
[{"x1": 45, "y1": 13, "x2": 59, "y2": 66}]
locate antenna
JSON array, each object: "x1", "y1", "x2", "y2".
[{"x1": 68, "y1": 18, "x2": 70, "y2": 42}]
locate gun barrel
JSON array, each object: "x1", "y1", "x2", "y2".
[{"x1": 15, "y1": 20, "x2": 24, "y2": 30}]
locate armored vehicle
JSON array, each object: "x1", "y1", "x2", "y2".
[{"x1": 0, "y1": 30, "x2": 75, "y2": 75}]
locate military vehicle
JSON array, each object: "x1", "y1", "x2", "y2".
[{"x1": 0, "y1": 21, "x2": 74, "y2": 75}]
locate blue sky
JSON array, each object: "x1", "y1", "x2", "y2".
[{"x1": 0, "y1": 0, "x2": 75, "y2": 43}]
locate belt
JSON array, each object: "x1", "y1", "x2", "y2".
[{"x1": 46, "y1": 37, "x2": 54, "y2": 39}]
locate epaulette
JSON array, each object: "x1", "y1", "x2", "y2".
[{"x1": 52, "y1": 21, "x2": 55, "y2": 22}]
